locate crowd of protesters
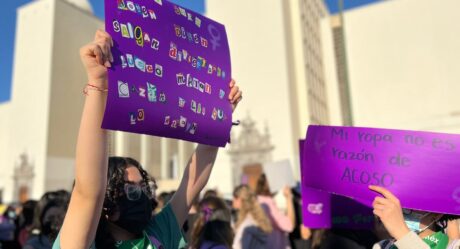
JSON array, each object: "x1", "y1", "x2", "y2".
[{"x1": 2, "y1": 172, "x2": 460, "y2": 249}]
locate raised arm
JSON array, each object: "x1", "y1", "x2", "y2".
[
  {"x1": 59, "y1": 30, "x2": 113, "y2": 249},
  {"x1": 170, "y1": 80, "x2": 242, "y2": 226}
]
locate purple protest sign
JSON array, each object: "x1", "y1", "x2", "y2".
[
  {"x1": 302, "y1": 125, "x2": 460, "y2": 215},
  {"x1": 300, "y1": 140, "x2": 374, "y2": 229},
  {"x1": 330, "y1": 195, "x2": 374, "y2": 230},
  {"x1": 102, "y1": 0, "x2": 232, "y2": 147},
  {"x1": 301, "y1": 187, "x2": 331, "y2": 228},
  {"x1": 300, "y1": 139, "x2": 331, "y2": 228}
]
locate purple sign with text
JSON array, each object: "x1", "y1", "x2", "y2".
[
  {"x1": 102, "y1": 0, "x2": 232, "y2": 147},
  {"x1": 300, "y1": 140, "x2": 374, "y2": 229},
  {"x1": 302, "y1": 125, "x2": 460, "y2": 215}
]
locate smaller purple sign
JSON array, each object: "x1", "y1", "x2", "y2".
[{"x1": 302, "y1": 125, "x2": 460, "y2": 215}]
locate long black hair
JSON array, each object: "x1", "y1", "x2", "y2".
[
  {"x1": 434, "y1": 214, "x2": 460, "y2": 232},
  {"x1": 35, "y1": 190, "x2": 71, "y2": 243},
  {"x1": 94, "y1": 156, "x2": 158, "y2": 249},
  {"x1": 191, "y1": 196, "x2": 234, "y2": 249}
]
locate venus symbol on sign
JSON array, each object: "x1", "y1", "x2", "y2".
[
  {"x1": 207, "y1": 24, "x2": 221, "y2": 51},
  {"x1": 453, "y1": 187, "x2": 460, "y2": 203}
]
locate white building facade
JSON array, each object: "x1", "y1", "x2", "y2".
[
  {"x1": 204, "y1": 0, "x2": 334, "y2": 195},
  {"x1": 322, "y1": 0, "x2": 460, "y2": 133},
  {"x1": 0, "y1": 0, "x2": 196, "y2": 202}
]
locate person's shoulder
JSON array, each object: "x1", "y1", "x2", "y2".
[
  {"x1": 200, "y1": 241, "x2": 227, "y2": 249},
  {"x1": 372, "y1": 239, "x2": 393, "y2": 249},
  {"x1": 146, "y1": 204, "x2": 187, "y2": 249},
  {"x1": 150, "y1": 203, "x2": 176, "y2": 226},
  {"x1": 451, "y1": 239, "x2": 460, "y2": 249},
  {"x1": 25, "y1": 235, "x2": 52, "y2": 249}
]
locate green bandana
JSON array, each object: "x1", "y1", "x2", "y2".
[
  {"x1": 389, "y1": 232, "x2": 449, "y2": 249},
  {"x1": 115, "y1": 232, "x2": 155, "y2": 249},
  {"x1": 422, "y1": 232, "x2": 449, "y2": 249}
]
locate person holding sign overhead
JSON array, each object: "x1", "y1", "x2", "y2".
[
  {"x1": 53, "y1": 30, "x2": 242, "y2": 249},
  {"x1": 370, "y1": 185, "x2": 460, "y2": 249}
]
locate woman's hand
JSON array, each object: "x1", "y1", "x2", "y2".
[
  {"x1": 369, "y1": 185, "x2": 410, "y2": 240},
  {"x1": 79, "y1": 29, "x2": 114, "y2": 88},
  {"x1": 228, "y1": 79, "x2": 242, "y2": 112}
]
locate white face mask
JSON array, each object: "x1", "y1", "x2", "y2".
[{"x1": 403, "y1": 209, "x2": 437, "y2": 234}]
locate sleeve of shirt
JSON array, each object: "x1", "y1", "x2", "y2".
[
  {"x1": 259, "y1": 197, "x2": 293, "y2": 232},
  {"x1": 394, "y1": 232, "x2": 430, "y2": 249},
  {"x1": 52, "y1": 233, "x2": 61, "y2": 249},
  {"x1": 52, "y1": 233, "x2": 97, "y2": 249},
  {"x1": 146, "y1": 204, "x2": 187, "y2": 249},
  {"x1": 449, "y1": 239, "x2": 460, "y2": 249}
]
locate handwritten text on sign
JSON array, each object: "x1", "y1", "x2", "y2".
[
  {"x1": 300, "y1": 140, "x2": 374, "y2": 229},
  {"x1": 302, "y1": 125, "x2": 460, "y2": 215}
]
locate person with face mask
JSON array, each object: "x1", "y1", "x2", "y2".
[
  {"x1": 52, "y1": 30, "x2": 242, "y2": 249},
  {"x1": 24, "y1": 190, "x2": 70, "y2": 249},
  {"x1": 370, "y1": 185, "x2": 460, "y2": 249}
]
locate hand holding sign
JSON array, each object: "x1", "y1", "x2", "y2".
[
  {"x1": 228, "y1": 79, "x2": 242, "y2": 112},
  {"x1": 370, "y1": 185, "x2": 410, "y2": 240},
  {"x1": 80, "y1": 30, "x2": 114, "y2": 88}
]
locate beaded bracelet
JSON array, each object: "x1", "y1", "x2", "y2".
[{"x1": 83, "y1": 83, "x2": 108, "y2": 95}]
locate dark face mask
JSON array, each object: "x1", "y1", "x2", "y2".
[{"x1": 113, "y1": 192, "x2": 153, "y2": 235}]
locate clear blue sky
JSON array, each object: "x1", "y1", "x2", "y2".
[{"x1": 0, "y1": 0, "x2": 378, "y2": 103}]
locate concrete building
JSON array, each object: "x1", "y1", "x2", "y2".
[
  {"x1": 204, "y1": 0, "x2": 336, "y2": 194},
  {"x1": 0, "y1": 0, "x2": 196, "y2": 203},
  {"x1": 0, "y1": 0, "x2": 105, "y2": 202},
  {"x1": 323, "y1": 0, "x2": 460, "y2": 133}
]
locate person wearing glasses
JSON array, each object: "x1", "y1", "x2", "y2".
[
  {"x1": 370, "y1": 185, "x2": 460, "y2": 249},
  {"x1": 52, "y1": 30, "x2": 242, "y2": 249}
]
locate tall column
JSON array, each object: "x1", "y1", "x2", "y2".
[
  {"x1": 140, "y1": 135, "x2": 150, "y2": 169},
  {"x1": 115, "y1": 131, "x2": 126, "y2": 156},
  {"x1": 177, "y1": 140, "x2": 186, "y2": 178},
  {"x1": 160, "y1": 138, "x2": 169, "y2": 179}
]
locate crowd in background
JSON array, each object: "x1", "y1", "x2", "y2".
[{"x1": 1, "y1": 172, "x2": 460, "y2": 249}]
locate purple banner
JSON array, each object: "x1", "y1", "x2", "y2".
[
  {"x1": 300, "y1": 140, "x2": 374, "y2": 229},
  {"x1": 102, "y1": 0, "x2": 232, "y2": 147},
  {"x1": 302, "y1": 125, "x2": 460, "y2": 215}
]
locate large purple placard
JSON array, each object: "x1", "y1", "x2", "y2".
[
  {"x1": 302, "y1": 125, "x2": 460, "y2": 215},
  {"x1": 102, "y1": 0, "x2": 232, "y2": 147}
]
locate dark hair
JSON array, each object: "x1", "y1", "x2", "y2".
[
  {"x1": 33, "y1": 190, "x2": 71, "y2": 243},
  {"x1": 203, "y1": 189, "x2": 218, "y2": 199},
  {"x1": 191, "y1": 196, "x2": 234, "y2": 249},
  {"x1": 434, "y1": 214, "x2": 460, "y2": 232},
  {"x1": 19, "y1": 200, "x2": 37, "y2": 229},
  {"x1": 95, "y1": 156, "x2": 158, "y2": 249},
  {"x1": 255, "y1": 174, "x2": 271, "y2": 196}
]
